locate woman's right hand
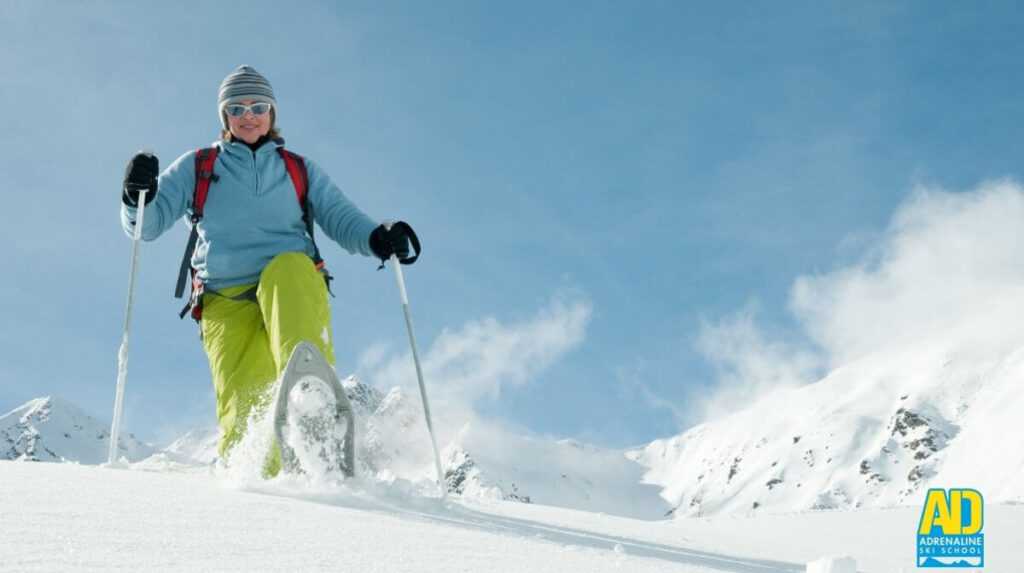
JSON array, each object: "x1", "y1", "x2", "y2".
[{"x1": 122, "y1": 151, "x2": 159, "y2": 207}]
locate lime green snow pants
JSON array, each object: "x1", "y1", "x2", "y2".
[{"x1": 199, "y1": 252, "x2": 335, "y2": 473}]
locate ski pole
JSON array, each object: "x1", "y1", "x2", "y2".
[
  {"x1": 108, "y1": 150, "x2": 153, "y2": 466},
  {"x1": 385, "y1": 222, "x2": 445, "y2": 497}
]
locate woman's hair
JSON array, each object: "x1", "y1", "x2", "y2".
[{"x1": 220, "y1": 108, "x2": 281, "y2": 141}]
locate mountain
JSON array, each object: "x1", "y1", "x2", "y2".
[
  {"x1": 634, "y1": 342, "x2": 1024, "y2": 517},
  {"x1": 1, "y1": 396, "x2": 154, "y2": 464}
]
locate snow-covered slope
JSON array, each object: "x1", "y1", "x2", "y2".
[
  {"x1": 636, "y1": 342, "x2": 1024, "y2": 517},
  {"x1": 3, "y1": 460, "x2": 1022, "y2": 572},
  {"x1": 0, "y1": 396, "x2": 154, "y2": 463}
]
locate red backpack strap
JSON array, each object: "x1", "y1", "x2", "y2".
[
  {"x1": 193, "y1": 147, "x2": 219, "y2": 218},
  {"x1": 279, "y1": 148, "x2": 308, "y2": 206},
  {"x1": 175, "y1": 147, "x2": 219, "y2": 309},
  {"x1": 279, "y1": 148, "x2": 325, "y2": 269}
]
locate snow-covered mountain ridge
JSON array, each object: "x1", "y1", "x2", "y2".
[
  {"x1": 1, "y1": 396, "x2": 154, "y2": 464},
  {"x1": 636, "y1": 342, "x2": 1024, "y2": 517}
]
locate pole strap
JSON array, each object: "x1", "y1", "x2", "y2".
[
  {"x1": 378, "y1": 221, "x2": 421, "y2": 270},
  {"x1": 394, "y1": 221, "x2": 420, "y2": 265}
]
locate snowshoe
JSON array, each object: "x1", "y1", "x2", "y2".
[{"x1": 274, "y1": 341, "x2": 355, "y2": 477}]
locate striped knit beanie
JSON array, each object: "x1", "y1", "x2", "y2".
[{"x1": 217, "y1": 65, "x2": 277, "y2": 128}]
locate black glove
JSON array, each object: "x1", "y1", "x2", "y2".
[
  {"x1": 369, "y1": 221, "x2": 415, "y2": 263},
  {"x1": 122, "y1": 152, "x2": 159, "y2": 207}
]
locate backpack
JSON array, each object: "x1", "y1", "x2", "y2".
[{"x1": 174, "y1": 146, "x2": 327, "y2": 321}]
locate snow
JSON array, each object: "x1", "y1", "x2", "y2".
[
  {"x1": 281, "y1": 376, "x2": 348, "y2": 475},
  {"x1": 3, "y1": 460, "x2": 1022, "y2": 572},
  {"x1": 288, "y1": 376, "x2": 335, "y2": 416},
  {"x1": 805, "y1": 556, "x2": 856, "y2": 573}
]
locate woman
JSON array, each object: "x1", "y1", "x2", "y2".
[{"x1": 120, "y1": 65, "x2": 416, "y2": 472}]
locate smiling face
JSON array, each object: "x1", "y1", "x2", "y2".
[{"x1": 225, "y1": 100, "x2": 273, "y2": 144}]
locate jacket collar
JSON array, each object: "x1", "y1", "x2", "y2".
[{"x1": 215, "y1": 137, "x2": 285, "y2": 158}]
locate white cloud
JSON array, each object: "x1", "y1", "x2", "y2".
[
  {"x1": 696, "y1": 179, "x2": 1024, "y2": 420},
  {"x1": 360, "y1": 293, "x2": 592, "y2": 408},
  {"x1": 792, "y1": 180, "x2": 1024, "y2": 366}
]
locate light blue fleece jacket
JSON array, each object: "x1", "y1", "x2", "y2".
[{"x1": 120, "y1": 139, "x2": 379, "y2": 291}]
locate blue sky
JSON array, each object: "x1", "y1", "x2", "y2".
[{"x1": 3, "y1": 1, "x2": 1024, "y2": 448}]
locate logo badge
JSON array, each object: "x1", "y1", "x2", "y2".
[{"x1": 917, "y1": 488, "x2": 984, "y2": 568}]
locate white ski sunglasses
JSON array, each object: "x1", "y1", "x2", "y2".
[{"x1": 224, "y1": 102, "x2": 273, "y2": 117}]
